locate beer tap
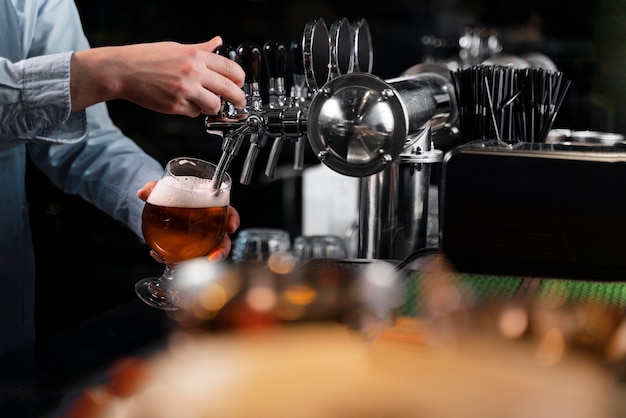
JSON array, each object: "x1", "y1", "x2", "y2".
[
  {"x1": 213, "y1": 121, "x2": 254, "y2": 189},
  {"x1": 237, "y1": 42, "x2": 266, "y2": 185},
  {"x1": 211, "y1": 42, "x2": 262, "y2": 188},
  {"x1": 263, "y1": 40, "x2": 291, "y2": 178},
  {"x1": 289, "y1": 39, "x2": 308, "y2": 171},
  {"x1": 265, "y1": 40, "x2": 288, "y2": 109},
  {"x1": 289, "y1": 39, "x2": 309, "y2": 103},
  {"x1": 237, "y1": 41, "x2": 263, "y2": 113},
  {"x1": 203, "y1": 17, "x2": 464, "y2": 262},
  {"x1": 215, "y1": 43, "x2": 238, "y2": 119}
]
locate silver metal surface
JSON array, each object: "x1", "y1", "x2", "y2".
[
  {"x1": 351, "y1": 18, "x2": 373, "y2": 73},
  {"x1": 205, "y1": 18, "x2": 459, "y2": 261},
  {"x1": 358, "y1": 128, "x2": 442, "y2": 260},
  {"x1": 546, "y1": 129, "x2": 626, "y2": 146},
  {"x1": 302, "y1": 18, "x2": 330, "y2": 93},
  {"x1": 307, "y1": 73, "x2": 405, "y2": 177},
  {"x1": 307, "y1": 71, "x2": 456, "y2": 177},
  {"x1": 329, "y1": 17, "x2": 354, "y2": 79},
  {"x1": 401, "y1": 62, "x2": 460, "y2": 149}
]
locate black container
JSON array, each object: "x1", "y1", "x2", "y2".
[{"x1": 440, "y1": 139, "x2": 626, "y2": 280}]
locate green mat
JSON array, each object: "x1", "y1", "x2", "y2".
[
  {"x1": 538, "y1": 279, "x2": 626, "y2": 308},
  {"x1": 400, "y1": 272, "x2": 626, "y2": 316}
]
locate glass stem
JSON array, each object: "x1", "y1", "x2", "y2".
[{"x1": 156, "y1": 264, "x2": 176, "y2": 291}]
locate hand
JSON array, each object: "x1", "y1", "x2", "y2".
[
  {"x1": 71, "y1": 36, "x2": 246, "y2": 117},
  {"x1": 137, "y1": 180, "x2": 240, "y2": 263}
]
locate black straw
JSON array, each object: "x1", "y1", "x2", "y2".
[{"x1": 452, "y1": 65, "x2": 570, "y2": 144}]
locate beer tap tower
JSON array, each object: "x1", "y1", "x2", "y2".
[{"x1": 206, "y1": 18, "x2": 458, "y2": 261}]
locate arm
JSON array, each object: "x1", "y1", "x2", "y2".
[
  {"x1": 0, "y1": 1, "x2": 245, "y2": 145},
  {"x1": 6, "y1": 0, "x2": 241, "y2": 245},
  {"x1": 69, "y1": 36, "x2": 246, "y2": 117}
]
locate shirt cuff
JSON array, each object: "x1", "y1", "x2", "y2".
[{"x1": 20, "y1": 51, "x2": 87, "y2": 143}]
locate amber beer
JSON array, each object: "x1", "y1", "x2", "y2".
[{"x1": 141, "y1": 175, "x2": 230, "y2": 264}]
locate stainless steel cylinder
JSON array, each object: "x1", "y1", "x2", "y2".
[{"x1": 358, "y1": 128, "x2": 442, "y2": 260}]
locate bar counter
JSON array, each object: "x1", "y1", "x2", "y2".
[{"x1": 5, "y1": 253, "x2": 626, "y2": 417}]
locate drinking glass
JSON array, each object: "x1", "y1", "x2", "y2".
[
  {"x1": 292, "y1": 235, "x2": 347, "y2": 262},
  {"x1": 231, "y1": 228, "x2": 291, "y2": 263},
  {"x1": 135, "y1": 157, "x2": 232, "y2": 310}
]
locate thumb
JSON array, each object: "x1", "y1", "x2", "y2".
[{"x1": 197, "y1": 36, "x2": 223, "y2": 53}]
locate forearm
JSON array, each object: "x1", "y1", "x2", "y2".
[
  {"x1": 70, "y1": 48, "x2": 120, "y2": 112},
  {"x1": 69, "y1": 38, "x2": 246, "y2": 117}
]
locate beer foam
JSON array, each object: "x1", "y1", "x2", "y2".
[{"x1": 147, "y1": 175, "x2": 230, "y2": 208}]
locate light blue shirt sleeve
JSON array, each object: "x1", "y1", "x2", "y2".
[
  {"x1": 0, "y1": 0, "x2": 90, "y2": 149},
  {"x1": 27, "y1": 102, "x2": 163, "y2": 238},
  {"x1": 0, "y1": 52, "x2": 88, "y2": 149},
  {"x1": 0, "y1": 0, "x2": 164, "y2": 237}
]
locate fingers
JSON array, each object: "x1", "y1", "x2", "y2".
[
  {"x1": 208, "y1": 206, "x2": 240, "y2": 262},
  {"x1": 118, "y1": 38, "x2": 246, "y2": 117},
  {"x1": 198, "y1": 57, "x2": 246, "y2": 113},
  {"x1": 190, "y1": 38, "x2": 246, "y2": 113},
  {"x1": 196, "y1": 37, "x2": 241, "y2": 85},
  {"x1": 197, "y1": 36, "x2": 223, "y2": 53},
  {"x1": 226, "y1": 206, "x2": 241, "y2": 234},
  {"x1": 136, "y1": 180, "x2": 158, "y2": 202},
  {"x1": 150, "y1": 250, "x2": 164, "y2": 263},
  {"x1": 208, "y1": 234, "x2": 231, "y2": 262}
]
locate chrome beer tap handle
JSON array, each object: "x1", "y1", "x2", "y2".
[
  {"x1": 240, "y1": 40, "x2": 290, "y2": 184},
  {"x1": 240, "y1": 131, "x2": 267, "y2": 184},
  {"x1": 264, "y1": 134, "x2": 286, "y2": 178},
  {"x1": 293, "y1": 134, "x2": 306, "y2": 171},
  {"x1": 289, "y1": 39, "x2": 309, "y2": 171},
  {"x1": 237, "y1": 41, "x2": 263, "y2": 112},
  {"x1": 213, "y1": 120, "x2": 257, "y2": 189},
  {"x1": 263, "y1": 39, "x2": 292, "y2": 179},
  {"x1": 289, "y1": 39, "x2": 309, "y2": 102},
  {"x1": 264, "y1": 40, "x2": 288, "y2": 109},
  {"x1": 205, "y1": 43, "x2": 247, "y2": 136},
  {"x1": 237, "y1": 41, "x2": 270, "y2": 185},
  {"x1": 263, "y1": 105, "x2": 308, "y2": 177},
  {"x1": 209, "y1": 42, "x2": 263, "y2": 189},
  {"x1": 215, "y1": 43, "x2": 239, "y2": 118}
]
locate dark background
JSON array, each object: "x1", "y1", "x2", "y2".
[{"x1": 30, "y1": 0, "x2": 623, "y2": 337}]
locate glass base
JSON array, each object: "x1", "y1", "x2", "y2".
[{"x1": 135, "y1": 277, "x2": 180, "y2": 311}]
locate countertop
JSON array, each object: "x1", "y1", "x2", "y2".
[{"x1": 5, "y1": 253, "x2": 626, "y2": 417}]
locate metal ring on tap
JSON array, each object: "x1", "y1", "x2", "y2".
[
  {"x1": 351, "y1": 18, "x2": 373, "y2": 73},
  {"x1": 329, "y1": 17, "x2": 354, "y2": 79},
  {"x1": 307, "y1": 72, "x2": 407, "y2": 177},
  {"x1": 302, "y1": 18, "x2": 330, "y2": 93}
]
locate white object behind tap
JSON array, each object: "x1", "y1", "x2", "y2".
[{"x1": 302, "y1": 163, "x2": 359, "y2": 237}]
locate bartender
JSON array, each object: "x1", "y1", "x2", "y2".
[{"x1": 0, "y1": 0, "x2": 245, "y2": 357}]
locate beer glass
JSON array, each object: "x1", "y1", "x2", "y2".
[
  {"x1": 135, "y1": 157, "x2": 232, "y2": 310},
  {"x1": 231, "y1": 228, "x2": 292, "y2": 263},
  {"x1": 292, "y1": 235, "x2": 347, "y2": 262}
]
